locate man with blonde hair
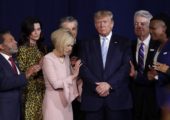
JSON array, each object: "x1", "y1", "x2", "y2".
[{"x1": 80, "y1": 10, "x2": 132, "y2": 120}]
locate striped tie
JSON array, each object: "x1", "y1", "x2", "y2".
[{"x1": 138, "y1": 43, "x2": 144, "y2": 74}]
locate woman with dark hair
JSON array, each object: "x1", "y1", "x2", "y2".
[
  {"x1": 17, "y1": 17, "x2": 46, "y2": 120},
  {"x1": 148, "y1": 13, "x2": 170, "y2": 120}
]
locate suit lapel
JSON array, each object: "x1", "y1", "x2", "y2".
[
  {"x1": 104, "y1": 35, "x2": 119, "y2": 73},
  {"x1": 144, "y1": 39, "x2": 158, "y2": 72},
  {"x1": 158, "y1": 39, "x2": 170, "y2": 64},
  {"x1": 132, "y1": 40, "x2": 138, "y2": 69},
  {"x1": 93, "y1": 37, "x2": 103, "y2": 70},
  {"x1": 0, "y1": 54, "x2": 15, "y2": 74}
]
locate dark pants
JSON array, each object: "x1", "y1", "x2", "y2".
[
  {"x1": 85, "y1": 106, "x2": 132, "y2": 120},
  {"x1": 132, "y1": 84, "x2": 160, "y2": 120},
  {"x1": 72, "y1": 100, "x2": 85, "y2": 120}
]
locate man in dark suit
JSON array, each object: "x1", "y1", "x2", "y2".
[
  {"x1": 130, "y1": 10, "x2": 160, "y2": 120},
  {"x1": 79, "y1": 10, "x2": 132, "y2": 120},
  {"x1": 0, "y1": 30, "x2": 41, "y2": 120}
]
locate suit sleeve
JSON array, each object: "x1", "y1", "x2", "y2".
[
  {"x1": 79, "y1": 40, "x2": 99, "y2": 86},
  {"x1": 0, "y1": 66, "x2": 27, "y2": 91},
  {"x1": 107, "y1": 40, "x2": 131, "y2": 90}
]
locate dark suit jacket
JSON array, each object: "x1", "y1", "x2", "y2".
[
  {"x1": 131, "y1": 39, "x2": 160, "y2": 85},
  {"x1": 0, "y1": 54, "x2": 27, "y2": 120},
  {"x1": 70, "y1": 40, "x2": 81, "y2": 58},
  {"x1": 80, "y1": 34, "x2": 132, "y2": 111},
  {"x1": 131, "y1": 39, "x2": 160, "y2": 120},
  {"x1": 157, "y1": 40, "x2": 170, "y2": 84}
]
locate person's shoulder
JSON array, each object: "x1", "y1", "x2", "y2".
[
  {"x1": 112, "y1": 34, "x2": 130, "y2": 41},
  {"x1": 44, "y1": 52, "x2": 54, "y2": 59},
  {"x1": 163, "y1": 39, "x2": 170, "y2": 50},
  {"x1": 150, "y1": 39, "x2": 160, "y2": 47},
  {"x1": 17, "y1": 45, "x2": 29, "y2": 55},
  {"x1": 0, "y1": 54, "x2": 4, "y2": 64},
  {"x1": 18, "y1": 45, "x2": 28, "y2": 50},
  {"x1": 112, "y1": 34, "x2": 131, "y2": 45}
]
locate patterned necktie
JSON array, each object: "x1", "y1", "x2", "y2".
[
  {"x1": 138, "y1": 42, "x2": 144, "y2": 74},
  {"x1": 101, "y1": 37, "x2": 108, "y2": 68},
  {"x1": 9, "y1": 57, "x2": 18, "y2": 74}
]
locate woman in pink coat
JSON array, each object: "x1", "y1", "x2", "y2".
[{"x1": 42, "y1": 28, "x2": 81, "y2": 120}]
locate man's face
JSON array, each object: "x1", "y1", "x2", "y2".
[
  {"x1": 95, "y1": 16, "x2": 113, "y2": 36},
  {"x1": 134, "y1": 16, "x2": 150, "y2": 39},
  {"x1": 0, "y1": 33, "x2": 18, "y2": 55},
  {"x1": 62, "y1": 21, "x2": 78, "y2": 39}
]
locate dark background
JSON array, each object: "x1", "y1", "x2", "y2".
[{"x1": 0, "y1": 0, "x2": 170, "y2": 47}]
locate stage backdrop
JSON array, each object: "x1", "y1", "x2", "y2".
[{"x1": 0, "y1": 0, "x2": 170, "y2": 47}]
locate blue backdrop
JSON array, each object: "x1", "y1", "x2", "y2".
[{"x1": 0, "y1": 0, "x2": 170, "y2": 47}]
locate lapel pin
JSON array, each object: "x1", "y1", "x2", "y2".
[
  {"x1": 149, "y1": 49, "x2": 155, "y2": 51},
  {"x1": 163, "y1": 52, "x2": 168, "y2": 55}
]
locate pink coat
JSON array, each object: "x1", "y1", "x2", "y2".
[{"x1": 42, "y1": 52, "x2": 78, "y2": 120}]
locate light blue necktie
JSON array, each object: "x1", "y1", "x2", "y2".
[{"x1": 101, "y1": 37, "x2": 108, "y2": 68}]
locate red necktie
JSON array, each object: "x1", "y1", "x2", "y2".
[{"x1": 9, "y1": 57, "x2": 18, "y2": 74}]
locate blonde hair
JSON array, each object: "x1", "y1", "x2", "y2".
[
  {"x1": 51, "y1": 28, "x2": 74, "y2": 55},
  {"x1": 94, "y1": 10, "x2": 113, "y2": 21}
]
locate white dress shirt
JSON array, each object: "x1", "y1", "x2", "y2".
[
  {"x1": 0, "y1": 52, "x2": 20, "y2": 74},
  {"x1": 136, "y1": 34, "x2": 151, "y2": 68},
  {"x1": 100, "y1": 32, "x2": 112, "y2": 51}
]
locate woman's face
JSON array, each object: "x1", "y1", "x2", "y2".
[
  {"x1": 63, "y1": 41, "x2": 74, "y2": 56},
  {"x1": 29, "y1": 23, "x2": 41, "y2": 41},
  {"x1": 149, "y1": 20, "x2": 166, "y2": 41}
]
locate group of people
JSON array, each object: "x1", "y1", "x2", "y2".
[
  {"x1": 130, "y1": 10, "x2": 170, "y2": 120},
  {"x1": 0, "y1": 9, "x2": 170, "y2": 120}
]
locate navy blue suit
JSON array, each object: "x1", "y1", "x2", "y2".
[
  {"x1": 156, "y1": 40, "x2": 170, "y2": 108},
  {"x1": 80, "y1": 34, "x2": 132, "y2": 120},
  {"x1": 0, "y1": 54, "x2": 27, "y2": 120}
]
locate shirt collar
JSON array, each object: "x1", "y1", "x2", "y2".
[
  {"x1": 100, "y1": 31, "x2": 112, "y2": 41},
  {"x1": 0, "y1": 52, "x2": 11, "y2": 61},
  {"x1": 137, "y1": 34, "x2": 151, "y2": 47}
]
